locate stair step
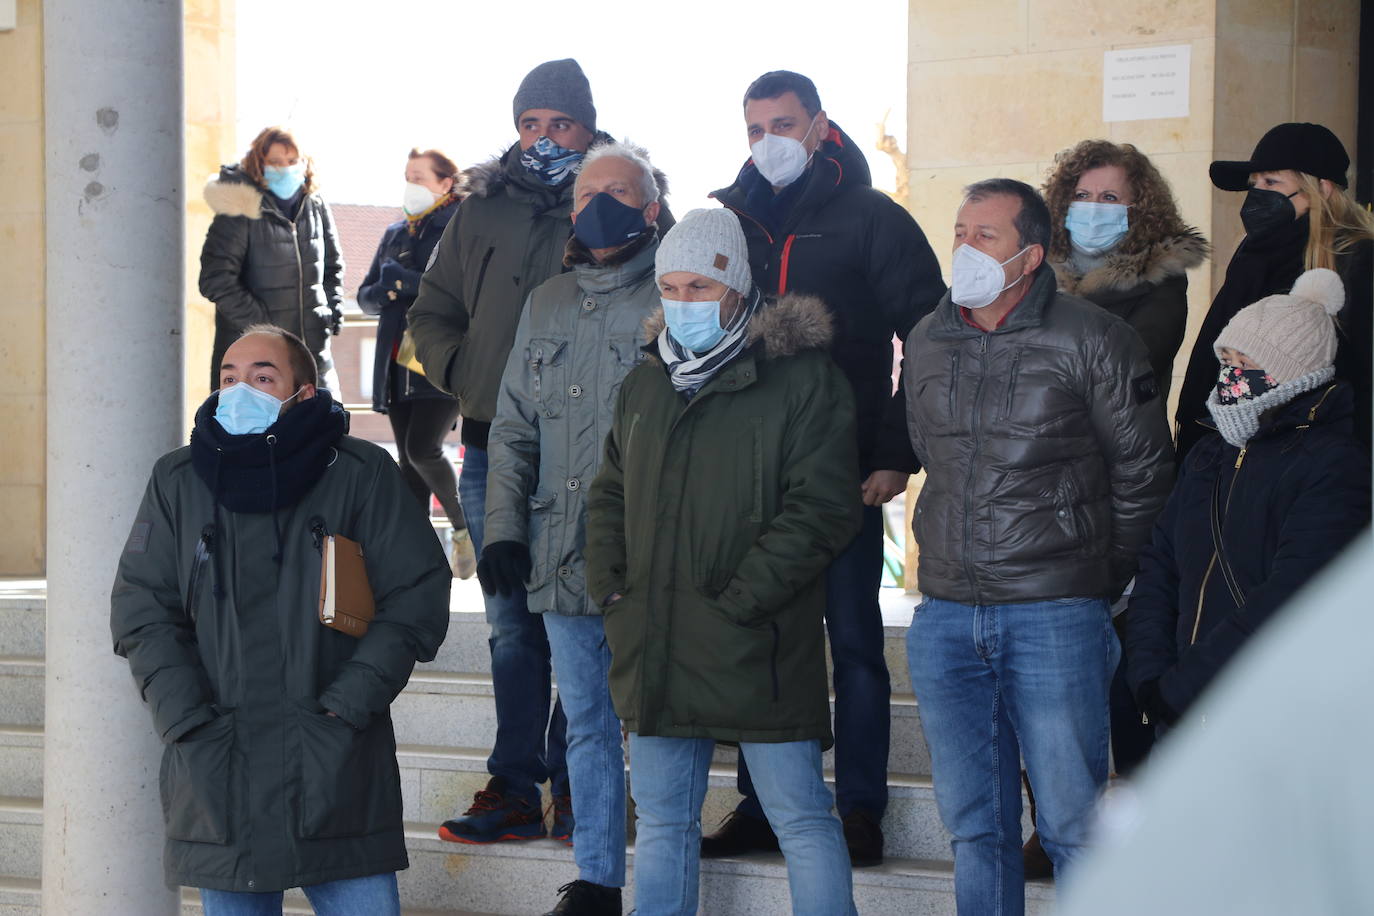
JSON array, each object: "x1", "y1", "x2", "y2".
[
  {"x1": 0, "y1": 797, "x2": 43, "y2": 881},
  {"x1": 0, "y1": 727, "x2": 42, "y2": 799},
  {"x1": 0, "y1": 875, "x2": 41, "y2": 915}
]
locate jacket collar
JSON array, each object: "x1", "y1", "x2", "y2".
[
  {"x1": 570, "y1": 234, "x2": 659, "y2": 295},
  {"x1": 928, "y1": 263, "x2": 1059, "y2": 341},
  {"x1": 1052, "y1": 228, "x2": 1209, "y2": 297}
]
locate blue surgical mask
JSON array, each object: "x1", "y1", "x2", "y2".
[
  {"x1": 1065, "y1": 201, "x2": 1129, "y2": 255},
  {"x1": 214, "y1": 382, "x2": 300, "y2": 436},
  {"x1": 520, "y1": 136, "x2": 583, "y2": 187},
  {"x1": 663, "y1": 297, "x2": 728, "y2": 352},
  {"x1": 263, "y1": 163, "x2": 306, "y2": 199},
  {"x1": 574, "y1": 192, "x2": 648, "y2": 250}
]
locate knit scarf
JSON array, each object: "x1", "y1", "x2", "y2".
[
  {"x1": 405, "y1": 191, "x2": 459, "y2": 236},
  {"x1": 1206, "y1": 366, "x2": 1334, "y2": 447},
  {"x1": 656, "y1": 288, "x2": 762, "y2": 396}
]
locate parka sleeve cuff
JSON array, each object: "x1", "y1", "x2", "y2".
[{"x1": 163, "y1": 705, "x2": 219, "y2": 744}]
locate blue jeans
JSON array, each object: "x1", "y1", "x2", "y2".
[
  {"x1": 543, "y1": 612, "x2": 626, "y2": 887},
  {"x1": 461, "y1": 445, "x2": 568, "y2": 800},
  {"x1": 199, "y1": 873, "x2": 398, "y2": 915},
  {"x1": 629, "y1": 733, "x2": 855, "y2": 916},
  {"x1": 906, "y1": 596, "x2": 1117, "y2": 916},
  {"x1": 738, "y1": 505, "x2": 888, "y2": 820}
]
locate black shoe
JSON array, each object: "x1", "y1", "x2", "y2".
[
  {"x1": 1023, "y1": 829, "x2": 1054, "y2": 882},
  {"x1": 842, "y1": 810, "x2": 884, "y2": 867},
  {"x1": 700, "y1": 810, "x2": 780, "y2": 858},
  {"x1": 543, "y1": 880, "x2": 622, "y2": 915}
]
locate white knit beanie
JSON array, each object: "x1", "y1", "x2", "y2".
[
  {"x1": 1214, "y1": 268, "x2": 1345, "y2": 383},
  {"x1": 655, "y1": 208, "x2": 752, "y2": 294}
]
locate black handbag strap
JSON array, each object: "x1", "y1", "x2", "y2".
[{"x1": 1210, "y1": 472, "x2": 1247, "y2": 607}]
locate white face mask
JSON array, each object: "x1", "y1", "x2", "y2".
[
  {"x1": 750, "y1": 114, "x2": 820, "y2": 189},
  {"x1": 950, "y1": 243, "x2": 1030, "y2": 309},
  {"x1": 402, "y1": 181, "x2": 439, "y2": 216}
]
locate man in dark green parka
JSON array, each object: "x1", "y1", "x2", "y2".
[
  {"x1": 585, "y1": 208, "x2": 861, "y2": 915},
  {"x1": 111, "y1": 327, "x2": 450, "y2": 910}
]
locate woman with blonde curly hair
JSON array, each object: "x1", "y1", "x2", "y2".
[
  {"x1": 1176, "y1": 122, "x2": 1373, "y2": 456},
  {"x1": 1043, "y1": 139, "x2": 1209, "y2": 399}
]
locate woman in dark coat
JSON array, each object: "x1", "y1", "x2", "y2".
[
  {"x1": 1043, "y1": 139, "x2": 1209, "y2": 398},
  {"x1": 199, "y1": 126, "x2": 344, "y2": 395},
  {"x1": 357, "y1": 148, "x2": 472, "y2": 578},
  {"x1": 1176, "y1": 122, "x2": 1374, "y2": 457},
  {"x1": 1127, "y1": 269, "x2": 1371, "y2": 729}
]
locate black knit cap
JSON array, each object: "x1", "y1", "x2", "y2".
[{"x1": 1210, "y1": 122, "x2": 1350, "y2": 191}]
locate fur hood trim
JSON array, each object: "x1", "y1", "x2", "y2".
[
  {"x1": 204, "y1": 170, "x2": 264, "y2": 220},
  {"x1": 641, "y1": 293, "x2": 834, "y2": 359},
  {"x1": 1056, "y1": 228, "x2": 1209, "y2": 296},
  {"x1": 464, "y1": 137, "x2": 671, "y2": 203}
]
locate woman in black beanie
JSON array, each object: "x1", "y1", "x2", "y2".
[{"x1": 1175, "y1": 122, "x2": 1374, "y2": 457}]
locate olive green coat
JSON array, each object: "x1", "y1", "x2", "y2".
[{"x1": 585, "y1": 294, "x2": 861, "y2": 745}]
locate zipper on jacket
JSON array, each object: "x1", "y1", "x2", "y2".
[
  {"x1": 1002, "y1": 348, "x2": 1022, "y2": 419},
  {"x1": 469, "y1": 247, "x2": 496, "y2": 318},
  {"x1": 1190, "y1": 446, "x2": 1247, "y2": 645},
  {"x1": 185, "y1": 524, "x2": 216, "y2": 624},
  {"x1": 961, "y1": 334, "x2": 990, "y2": 602},
  {"x1": 947, "y1": 351, "x2": 960, "y2": 419},
  {"x1": 292, "y1": 206, "x2": 307, "y2": 339},
  {"x1": 778, "y1": 235, "x2": 797, "y2": 296}
]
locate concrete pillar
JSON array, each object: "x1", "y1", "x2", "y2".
[{"x1": 42, "y1": 1, "x2": 184, "y2": 913}]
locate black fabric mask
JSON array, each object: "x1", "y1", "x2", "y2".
[
  {"x1": 1215, "y1": 365, "x2": 1277, "y2": 405},
  {"x1": 573, "y1": 192, "x2": 648, "y2": 250},
  {"x1": 1240, "y1": 187, "x2": 1300, "y2": 239}
]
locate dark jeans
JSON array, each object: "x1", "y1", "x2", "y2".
[
  {"x1": 459, "y1": 445, "x2": 568, "y2": 802},
  {"x1": 737, "y1": 504, "x2": 889, "y2": 821},
  {"x1": 387, "y1": 397, "x2": 465, "y2": 531}
]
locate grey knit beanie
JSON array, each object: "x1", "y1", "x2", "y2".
[
  {"x1": 512, "y1": 59, "x2": 596, "y2": 134},
  {"x1": 1214, "y1": 268, "x2": 1345, "y2": 383},
  {"x1": 655, "y1": 208, "x2": 752, "y2": 294}
]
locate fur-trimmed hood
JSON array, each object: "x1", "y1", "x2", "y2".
[
  {"x1": 464, "y1": 135, "x2": 670, "y2": 204},
  {"x1": 204, "y1": 165, "x2": 266, "y2": 219},
  {"x1": 1054, "y1": 228, "x2": 1209, "y2": 296},
  {"x1": 641, "y1": 293, "x2": 834, "y2": 359}
]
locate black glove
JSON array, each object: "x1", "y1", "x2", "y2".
[
  {"x1": 1134, "y1": 678, "x2": 1179, "y2": 727},
  {"x1": 476, "y1": 540, "x2": 532, "y2": 597},
  {"x1": 379, "y1": 258, "x2": 421, "y2": 297}
]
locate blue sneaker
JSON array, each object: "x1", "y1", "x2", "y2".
[
  {"x1": 438, "y1": 776, "x2": 546, "y2": 844},
  {"x1": 550, "y1": 793, "x2": 574, "y2": 846}
]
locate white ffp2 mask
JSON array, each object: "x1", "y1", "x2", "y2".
[
  {"x1": 950, "y1": 243, "x2": 1030, "y2": 309},
  {"x1": 750, "y1": 114, "x2": 820, "y2": 188}
]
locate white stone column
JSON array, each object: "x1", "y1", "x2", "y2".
[{"x1": 42, "y1": 2, "x2": 184, "y2": 912}]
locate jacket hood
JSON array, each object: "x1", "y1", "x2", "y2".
[
  {"x1": 712, "y1": 120, "x2": 872, "y2": 207},
  {"x1": 641, "y1": 292, "x2": 834, "y2": 358},
  {"x1": 205, "y1": 164, "x2": 265, "y2": 219},
  {"x1": 463, "y1": 132, "x2": 672, "y2": 204},
  {"x1": 1054, "y1": 228, "x2": 1209, "y2": 296}
]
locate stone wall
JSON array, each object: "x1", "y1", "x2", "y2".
[{"x1": 0, "y1": 0, "x2": 45, "y2": 575}]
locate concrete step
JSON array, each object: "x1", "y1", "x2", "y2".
[
  {"x1": 0, "y1": 727, "x2": 42, "y2": 799},
  {"x1": 0, "y1": 797, "x2": 42, "y2": 881},
  {"x1": 0, "y1": 876, "x2": 40, "y2": 916},
  {"x1": 0, "y1": 660, "x2": 43, "y2": 728},
  {"x1": 392, "y1": 671, "x2": 932, "y2": 779},
  {"x1": 0, "y1": 592, "x2": 45, "y2": 658}
]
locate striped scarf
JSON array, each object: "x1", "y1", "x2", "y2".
[{"x1": 657, "y1": 288, "x2": 762, "y2": 396}]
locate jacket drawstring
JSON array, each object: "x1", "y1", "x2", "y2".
[{"x1": 267, "y1": 434, "x2": 284, "y2": 564}]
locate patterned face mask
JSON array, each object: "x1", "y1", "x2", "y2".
[
  {"x1": 519, "y1": 136, "x2": 584, "y2": 187},
  {"x1": 1215, "y1": 364, "x2": 1277, "y2": 405}
]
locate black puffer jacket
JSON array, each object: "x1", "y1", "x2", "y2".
[
  {"x1": 1052, "y1": 228, "x2": 1209, "y2": 401},
  {"x1": 357, "y1": 198, "x2": 459, "y2": 412},
  {"x1": 199, "y1": 165, "x2": 344, "y2": 391},
  {"x1": 905, "y1": 264, "x2": 1175, "y2": 604},
  {"x1": 1127, "y1": 382, "x2": 1371, "y2": 718},
  {"x1": 712, "y1": 122, "x2": 946, "y2": 474}
]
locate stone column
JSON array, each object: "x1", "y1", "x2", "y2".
[{"x1": 42, "y1": 1, "x2": 184, "y2": 912}]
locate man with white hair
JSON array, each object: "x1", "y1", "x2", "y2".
[{"x1": 482, "y1": 141, "x2": 670, "y2": 916}]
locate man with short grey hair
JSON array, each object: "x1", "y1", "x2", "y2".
[
  {"x1": 481, "y1": 141, "x2": 669, "y2": 916},
  {"x1": 903, "y1": 178, "x2": 1173, "y2": 913}
]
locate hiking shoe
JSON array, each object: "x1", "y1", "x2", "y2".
[
  {"x1": 550, "y1": 793, "x2": 575, "y2": 845},
  {"x1": 700, "y1": 810, "x2": 779, "y2": 858},
  {"x1": 437, "y1": 776, "x2": 546, "y2": 844},
  {"x1": 842, "y1": 810, "x2": 884, "y2": 867},
  {"x1": 543, "y1": 880, "x2": 621, "y2": 916},
  {"x1": 1023, "y1": 829, "x2": 1054, "y2": 881},
  {"x1": 450, "y1": 528, "x2": 477, "y2": 580}
]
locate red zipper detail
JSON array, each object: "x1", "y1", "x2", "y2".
[{"x1": 778, "y1": 235, "x2": 797, "y2": 296}]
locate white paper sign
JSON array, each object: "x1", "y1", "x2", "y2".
[{"x1": 1103, "y1": 45, "x2": 1191, "y2": 122}]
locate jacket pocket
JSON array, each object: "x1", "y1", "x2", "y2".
[
  {"x1": 466, "y1": 244, "x2": 496, "y2": 318},
  {"x1": 528, "y1": 338, "x2": 569, "y2": 419},
  {"x1": 605, "y1": 336, "x2": 644, "y2": 408},
  {"x1": 294, "y1": 699, "x2": 401, "y2": 839},
  {"x1": 526, "y1": 490, "x2": 559, "y2": 587},
  {"x1": 999, "y1": 348, "x2": 1023, "y2": 421},
  {"x1": 1055, "y1": 468, "x2": 1083, "y2": 547},
  {"x1": 160, "y1": 710, "x2": 235, "y2": 844}
]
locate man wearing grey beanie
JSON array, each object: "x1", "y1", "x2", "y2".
[{"x1": 408, "y1": 59, "x2": 674, "y2": 856}]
